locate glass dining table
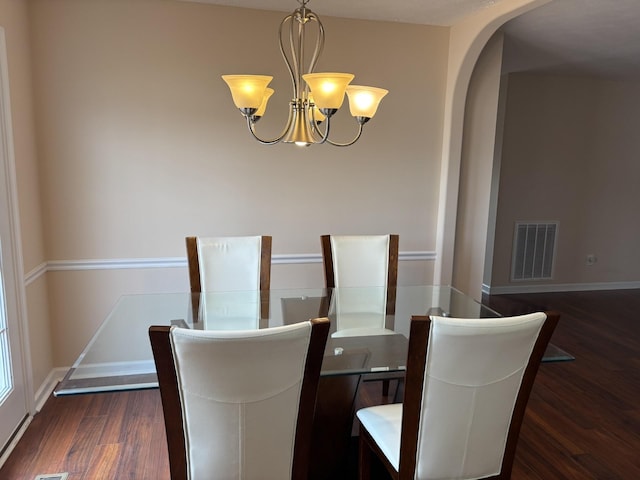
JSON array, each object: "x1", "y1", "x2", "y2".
[
  {"x1": 54, "y1": 285, "x2": 507, "y2": 396},
  {"x1": 53, "y1": 285, "x2": 570, "y2": 479},
  {"x1": 54, "y1": 286, "x2": 480, "y2": 396}
]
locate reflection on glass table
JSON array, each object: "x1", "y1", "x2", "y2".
[
  {"x1": 197, "y1": 290, "x2": 264, "y2": 331},
  {"x1": 328, "y1": 287, "x2": 395, "y2": 338},
  {"x1": 54, "y1": 286, "x2": 571, "y2": 396}
]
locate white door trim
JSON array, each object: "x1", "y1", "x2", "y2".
[{"x1": 0, "y1": 27, "x2": 34, "y2": 417}]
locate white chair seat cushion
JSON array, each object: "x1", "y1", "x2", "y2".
[
  {"x1": 331, "y1": 327, "x2": 396, "y2": 338},
  {"x1": 357, "y1": 403, "x2": 403, "y2": 471},
  {"x1": 331, "y1": 310, "x2": 392, "y2": 338}
]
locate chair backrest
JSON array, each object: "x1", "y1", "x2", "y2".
[
  {"x1": 320, "y1": 234, "x2": 398, "y2": 316},
  {"x1": 185, "y1": 236, "x2": 272, "y2": 293},
  {"x1": 149, "y1": 318, "x2": 330, "y2": 480},
  {"x1": 399, "y1": 312, "x2": 559, "y2": 480},
  {"x1": 321, "y1": 234, "x2": 398, "y2": 289}
]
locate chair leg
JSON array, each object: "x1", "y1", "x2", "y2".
[
  {"x1": 392, "y1": 378, "x2": 404, "y2": 403},
  {"x1": 359, "y1": 429, "x2": 394, "y2": 480},
  {"x1": 359, "y1": 429, "x2": 373, "y2": 480}
]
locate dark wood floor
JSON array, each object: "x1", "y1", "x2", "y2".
[
  {"x1": 1, "y1": 289, "x2": 639, "y2": 479},
  {"x1": 483, "y1": 289, "x2": 640, "y2": 479}
]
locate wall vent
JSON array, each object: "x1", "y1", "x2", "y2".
[{"x1": 511, "y1": 222, "x2": 558, "y2": 281}]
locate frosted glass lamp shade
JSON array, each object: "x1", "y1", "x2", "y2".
[
  {"x1": 345, "y1": 86, "x2": 388, "y2": 118},
  {"x1": 222, "y1": 75, "x2": 273, "y2": 109},
  {"x1": 302, "y1": 73, "x2": 354, "y2": 110},
  {"x1": 255, "y1": 88, "x2": 274, "y2": 117}
]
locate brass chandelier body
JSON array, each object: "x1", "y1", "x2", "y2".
[{"x1": 222, "y1": 0, "x2": 388, "y2": 147}]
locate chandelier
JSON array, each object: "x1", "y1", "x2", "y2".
[{"x1": 221, "y1": 0, "x2": 388, "y2": 147}]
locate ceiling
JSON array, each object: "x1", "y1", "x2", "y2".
[
  {"x1": 189, "y1": 0, "x2": 640, "y2": 81},
  {"x1": 186, "y1": 0, "x2": 504, "y2": 26},
  {"x1": 501, "y1": 0, "x2": 640, "y2": 80}
]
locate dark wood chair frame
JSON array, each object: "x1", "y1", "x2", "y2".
[
  {"x1": 185, "y1": 235, "x2": 272, "y2": 321},
  {"x1": 149, "y1": 317, "x2": 330, "y2": 480},
  {"x1": 359, "y1": 311, "x2": 560, "y2": 480}
]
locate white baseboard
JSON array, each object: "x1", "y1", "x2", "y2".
[
  {"x1": 484, "y1": 280, "x2": 640, "y2": 295},
  {"x1": 34, "y1": 367, "x2": 68, "y2": 412}
]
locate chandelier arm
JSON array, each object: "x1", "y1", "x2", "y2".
[
  {"x1": 306, "y1": 13, "x2": 324, "y2": 75},
  {"x1": 291, "y1": 14, "x2": 303, "y2": 96},
  {"x1": 324, "y1": 124, "x2": 365, "y2": 147},
  {"x1": 309, "y1": 116, "x2": 365, "y2": 147},
  {"x1": 281, "y1": 7, "x2": 324, "y2": 100},
  {"x1": 246, "y1": 106, "x2": 295, "y2": 145},
  {"x1": 278, "y1": 14, "x2": 298, "y2": 97},
  {"x1": 309, "y1": 115, "x2": 331, "y2": 144}
]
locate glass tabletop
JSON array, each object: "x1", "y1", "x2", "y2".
[{"x1": 54, "y1": 286, "x2": 501, "y2": 395}]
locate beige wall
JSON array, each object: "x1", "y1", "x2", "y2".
[
  {"x1": 31, "y1": 0, "x2": 447, "y2": 261},
  {"x1": 0, "y1": 0, "x2": 554, "y2": 396},
  {"x1": 29, "y1": 0, "x2": 449, "y2": 365},
  {"x1": 0, "y1": 0, "x2": 51, "y2": 395},
  {"x1": 453, "y1": 33, "x2": 504, "y2": 300},
  {"x1": 433, "y1": 0, "x2": 549, "y2": 283},
  {"x1": 491, "y1": 73, "x2": 640, "y2": 291}
]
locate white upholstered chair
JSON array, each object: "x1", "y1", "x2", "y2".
[
  {"x1": 320, "y1": 234, "x2": 398, "y2": 338},
  {"x1": 185, "y1": 236, "x2": 271, "y2": 327},
  {"x1": 149, "y1": 317, "x2": 330, "y2": 480},
  {"x1": 357, "y1": 311, "x2": 560, "y2": 480},
  {"x1": 321, "y1": 234, "x2": 400, "y2": 397}
]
